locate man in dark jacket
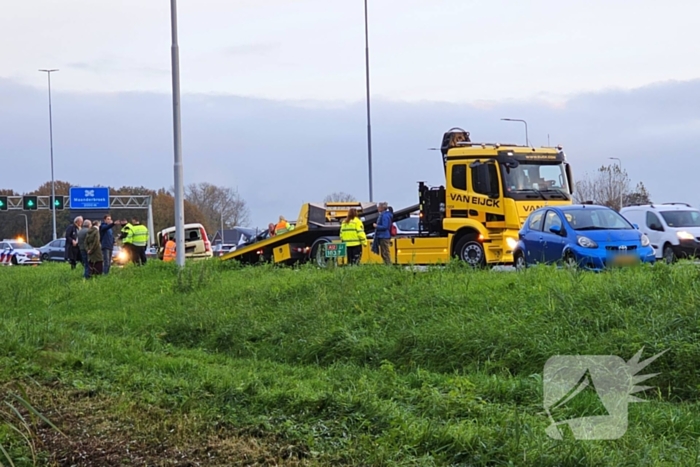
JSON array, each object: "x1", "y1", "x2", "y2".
[
  {"x1": 99, "y1": 215, "x2": 119, "y2": 275},
  {"x1": 372, "y1": 202, "x2": 393, "y2": 265},
  {"x1": 85, "y1": 222, "x2": 104, "y2": 277},
  {"x1": 77, "y1": 220, "x2": 92, "y2": 279},
  {"x1": 64, "y1": 216, "x2": 83, "y2": 269}
]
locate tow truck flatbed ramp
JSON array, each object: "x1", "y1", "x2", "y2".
[{"x1": 220, "y1": 201, "x2": 419, "y2": 265}]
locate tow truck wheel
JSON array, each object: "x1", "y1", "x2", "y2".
[
  {"x1": 310, "y1": 238, "x2": 333, "y2": 268},
  {"x1": 454, "y1": 235, "x2": 485, "y2": 268}
]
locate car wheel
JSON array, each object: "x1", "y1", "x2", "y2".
[
  {"x1": 514, "y1": 251, "x2": 526, "y2": 271},
  {"x1": 563, "y1": 251, "x2": 577, "y2": 268},
  {"x1": 11, "y1": 256, "x2": 18, "y2": 266},
  {"x1": 41, "y1": 253, "x2": 49, "y2": 261},
  {"x1": 454, "y1": 235, "x2": 486, "y2": 268},
  {"x1": 662, "y1": 244, "x2": 675, "y2": 264}
]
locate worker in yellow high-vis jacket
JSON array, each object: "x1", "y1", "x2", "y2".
[
  {"x1": 340, "y1": 208, "x2": 367, "y2": 265},
  {"x1": 124, "y1": 217, "x2": 149, "y2": 265}
]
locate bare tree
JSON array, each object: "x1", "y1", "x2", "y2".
[
  {"x1": 625, "y1": 182, "x2": 652, "y2": 206},
  {"x1": 184, "y1": 182, "x2": 251, "y2": 231},
  {"x1": 573, "y1": 164, "x2": 650, "y2": 210},
  {"x1": 324, "y1": 192, "x2": 356, "y2": 203}
]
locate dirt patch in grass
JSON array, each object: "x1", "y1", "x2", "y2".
[{"x1": 9, "y1": 382, "x2": 316, "y2": 467}]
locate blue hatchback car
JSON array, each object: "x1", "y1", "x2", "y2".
[{"x1": 513, "y1": 204, "x2": 656, "y2": 270}]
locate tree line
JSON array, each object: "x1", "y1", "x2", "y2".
[{"x1": 0, "y1": 181, "x2": 250, "y2": 246}]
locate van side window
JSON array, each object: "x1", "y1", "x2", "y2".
[
  {"x1": 646, "y1": 212, "x2": 663, "y2": 231},
  {"x1": 451, "y1": 164, "x2": 467, "y2": 191}
]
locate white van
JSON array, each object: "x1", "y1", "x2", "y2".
[
  {"x1": 620, "y1": 203, "x2": 700, "y2": 262},
  {"x1": 156, "y1": 223, "x2": 213, "y2": 260}
]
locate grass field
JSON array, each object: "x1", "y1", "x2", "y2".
[{"x1": 1, "y1": 259, "x2": 700, "y2": 466}]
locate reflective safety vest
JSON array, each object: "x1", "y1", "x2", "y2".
[
  {"x1": 120, "y1": 223, "x2": 134, "y2": 243},
  {"x1": 340, "y1": 218, "x2": 367, "y2": 247},
  {"x1": 275, "y1": 220, "x2": 294, "y2": 235},
  {"x1": 127, "y1": 224, "x2": 149, "y2": 247},
  {"x1": 163, "y1": 240, "x2": 176, "y2": 262}
]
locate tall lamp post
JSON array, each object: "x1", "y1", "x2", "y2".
[
  {"x1": 363, "y1": 0, "x2": 374, "y2": 202},
  {"x1": 39, "y1": 69, "x2": 58, "y2": 240},
  {"x1": 500, "y1": 118, "x2": 529, "y2": 146},
  {"x1": 609, "y1": 157, "x2": 623, "y2": 210},
  {"x1": 170, "y1": 0, "x2": 186, "y2": 267}
]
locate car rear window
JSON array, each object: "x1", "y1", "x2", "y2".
[{"x1": 186, "y1": 229, "x2": 202, "y2": 241}]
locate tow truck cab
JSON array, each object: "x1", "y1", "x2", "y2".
[{"x1": 403, "y1": 128, "x2": 575, "y2": 266}]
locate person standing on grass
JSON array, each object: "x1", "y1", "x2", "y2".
[
  {"x1": 99, "y1": 214, "x2": 119, "y2": 275},
  {"x1": 163, "y1": 236, "x2": 176, "y2": 262},
  {"x1": 340, "y1": 207, "x2": 367, "y2": 265},
  {"x1": 125, "y1": 217, "x2": 149, "y2": 265},
  {"x1": 85, "y1": 221, "x2": 103, "y2": 277},
  {"x1": 118, "y1": 219, "x2": 134, "y2": 263},
  {"x1": 372, "y1": 202, "x2": 393, "y2": 265},
  {"x1": 64, "y1": 216, "x2": 83, "y2": 269},
  {"x1": 78, "y1": 219, "x2": 92, "y2": 279}
]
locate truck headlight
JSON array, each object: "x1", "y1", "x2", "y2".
[
  {"x1": 506, "y1": 237, "x2": 517, "y2": 249},
  {"x1": 640, "y1": 233, "x2": 650, "y2": 247},
  {"x1": 577, "y1": 236, "x2": 597, "y2": 248},
  {"x1": 677, "y1": 231, "x2": 694, "y2": 240}
]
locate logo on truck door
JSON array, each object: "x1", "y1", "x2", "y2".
[
  {"x1": 450, "y1": 193, "x2": 500, "y2": 207},
  {"x1": 470, "y1": 196, "x2": 500, "y2": 208}
]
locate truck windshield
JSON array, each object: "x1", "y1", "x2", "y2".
[
  {"x1": 501, "y1": 163, "x2": 569, "y2": 195},
  {"x1": 660, "y1": 210, "x2": 700, "y2": 228}
]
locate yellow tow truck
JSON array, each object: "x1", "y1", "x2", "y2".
[{"x1": 220, "y1": 128, "x2": 575, "y2": 267}]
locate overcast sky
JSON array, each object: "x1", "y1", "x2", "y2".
[{"x1": 1, "y1": 1, "x2": 699, "y2": 229}]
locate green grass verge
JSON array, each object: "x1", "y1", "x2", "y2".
[{"x1": 1, "y1": 260, "x2": 700, "y2": 466}]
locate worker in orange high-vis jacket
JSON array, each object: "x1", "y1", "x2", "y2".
[
  {"x1": 163, "y1": 237, "x2": 176, "y2": 262},
  {"x1": 275, "y1": 215, "x2": 295, "y2": 235}
]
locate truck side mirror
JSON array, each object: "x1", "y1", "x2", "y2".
[{"x1": 565, "y1": 163, "x2": 574, "y2": 194}]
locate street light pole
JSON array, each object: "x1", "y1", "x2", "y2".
[
  {"x1": 19, "y1": 214, "x2": 29, "y2": 244},
  {"x1": 363, "y1": 0, "x2": 374, "y2": 202},
  {"x1": 39, "y1": 69, "x2": 58, "y2": 240},
  {"x1": 170, "y1": 0, "x2": 186, "y2": 267},
  {"x1": 500, "y1": 118, "x2": 529, "y2": 146},
  {"x1": 609, "y1": 157, "x2": 623, "y2": 210}
]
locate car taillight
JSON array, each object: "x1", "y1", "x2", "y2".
[{"x1": 201, "y1": 227, "x2": 211, "y2": 251}]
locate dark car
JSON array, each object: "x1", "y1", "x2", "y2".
[
  {"x1": 38, "y1": 238, "x2": 67, "y2": 261},
  {"x1": 228, "y1": 227, "x2": 269, "y2": 252}
]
